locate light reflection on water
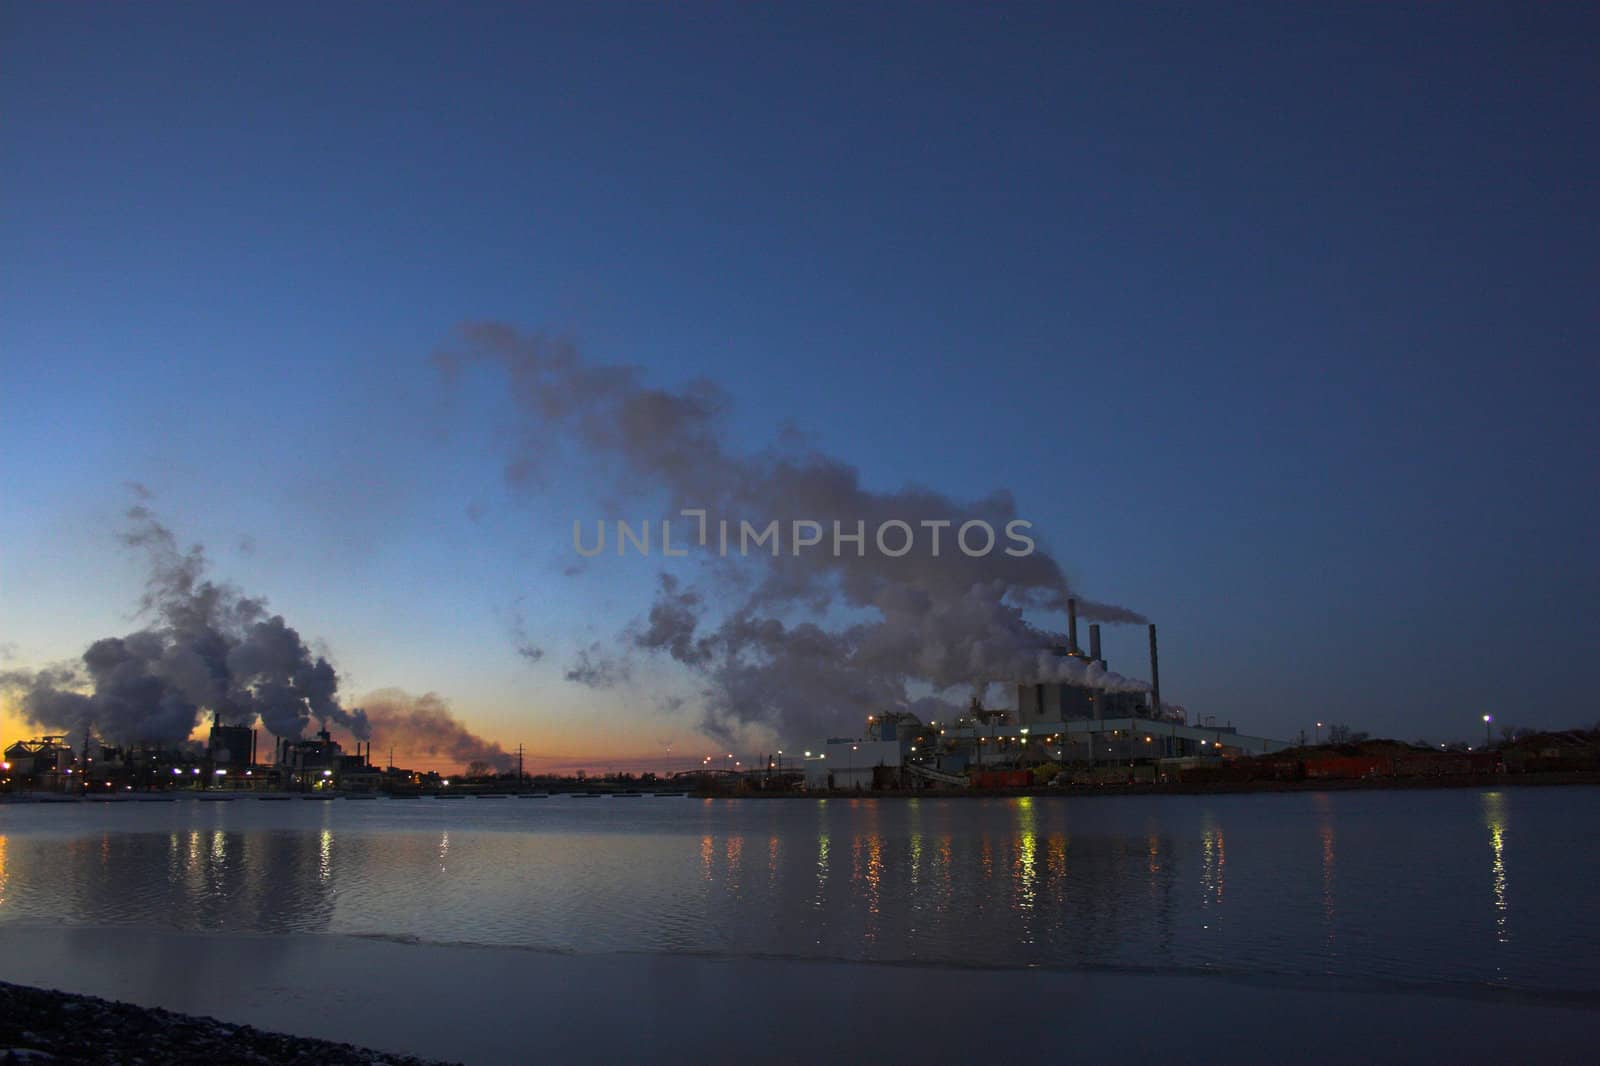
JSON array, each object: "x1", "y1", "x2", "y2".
[
  {"x1": 0, "y1": 788, "x2": 1597, "y2": 995},
  {"x1": 1484, "y1": 792, "x2": 1509, "y2": 946}
]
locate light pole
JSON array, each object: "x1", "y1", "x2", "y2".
[
  {"x1": 1483, "y1": 714, "x2": 1493, "y2": 748},
  {"x1": 1315, "y1": 721, "x2": 1323, "y2": 745}
]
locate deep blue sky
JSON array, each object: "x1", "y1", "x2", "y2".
[{"x1": 2, "y1": 2, "x2": 1596, "y2": 759}]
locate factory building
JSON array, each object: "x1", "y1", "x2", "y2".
[
  {"x1": 803, "y1": 738, "x2": 905, "y2": 791},
  {"x1": 4, "y1": 722, "x2": 386, "y2": 793},
  {"x1": 276, "y1": 727, "x2": 377, "y2": 790},
  {"x1": 3, "y1": 736, "x2": 74, "y2": 778},
  {"x1": 208, "y1": 719, "x2": 257, "y2": 768},
  {"x1": 1002, "y1": 611, "x2": 1285, "y2": 760},
  {"x1": 1016, "y1": 607, "x2": 1162, "y2": 725},
  {"x1": 800, "y1": 603, "x2": 1288, "y2": 790}
]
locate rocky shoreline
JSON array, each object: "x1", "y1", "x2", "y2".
[{"x1": 1, "y1": 982, "x2": 456, "y2": 1066}]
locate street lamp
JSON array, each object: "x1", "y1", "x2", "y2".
[
  {"x1": 1483, "y1": 714, "x2": 1493, "y2": 748},
  {"x1": 1315, "y1": 721, "x2": 1323, "y2": 745}
]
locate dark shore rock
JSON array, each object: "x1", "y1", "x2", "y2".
[{"x1": 0, "y1": 982, "x2": 457, "y2": 1066}]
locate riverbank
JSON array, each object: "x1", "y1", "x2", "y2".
[
  {"x1": 0, "y1": 924, "x2": 1593, "y2": 1064},
  {"x1": 0, "y1": 980, "x2": 455, "y2": 1065},
  {"x1": 7, "y1": 771, "x2": 1598, "y2": 804},
  {"x1": 694, "y1": 770, "x2": 1600, "y2": 799}
]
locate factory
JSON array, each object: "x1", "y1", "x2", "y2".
[
  {"x1": 803, "y1": 601, "x2": 1288, "y2": 790},
  {"x1": 274, "y1": 726, "x2": 383, "y2": 791},
  {"x1": 2, "y1": 719, "x2": 393, "y2": 794}
]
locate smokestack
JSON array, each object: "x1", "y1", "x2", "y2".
[
  {"x1": 1089, "y1": 623, "x2": 1103, "y2": 666},
  {"x1": 1067, "y1": 598, "x2": 1079, "y2": 654},
  {"x1": 1147, "y1": 623, "x2": 1161, "y2": 717}
]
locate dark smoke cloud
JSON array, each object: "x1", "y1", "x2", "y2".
[
  {"x1": 506, "y1": 609, "x2": 545, "y2": 664},
  {"x1": 437, "y1": 324, "x2": 1150, "y2": 744},
  {"x1": 356, "y1": 689, "x2": 514, "y2": 773},
  {"x1": 0, "y1": 506, "x2": 370, "y2": 745},
  {"x1": 564, "y1": 643, "x2": 632, "y2": 689}
]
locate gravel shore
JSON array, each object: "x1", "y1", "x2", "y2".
[{"x1": 1, "y1": 982, "x2": 457, "y2": 1066}]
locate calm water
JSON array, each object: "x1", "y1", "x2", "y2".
[{"x1": 1, "y1": 788, "x2": 1596, "y2": 999}]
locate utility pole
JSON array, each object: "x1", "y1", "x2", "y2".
[{"x1": 517, "y1": 743, "x2": 525, "y2": 787}]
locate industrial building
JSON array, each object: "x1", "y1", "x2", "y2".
[
  {"x1": 274, "y1": 727, "x2": 381, "y2": 790},
  {"x1": 3, "y1": 736, "x2": 75, "y2": 778},
  {"x1": 3, "y1": 720, "x2": 390, "y2": 794},
  {"x1": 803, "y1": 602, "x2": 1288, "y2": 790},
  {"x1": 208, "y1": 719, "x2": 256, "y2": 769}
]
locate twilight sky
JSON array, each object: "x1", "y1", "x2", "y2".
[{"x1": 2, "y1": 3, "x2": 1596, "y2": 769}]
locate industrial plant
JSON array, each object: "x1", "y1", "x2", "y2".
[
  {"x1": 802, "y1": 600, "x2": 1288, "y2": 791},
  {"x1": 7, "y1": 599, "x2": 1553, "y2": 799},
  {"x1": 2, "y1": 714, "x2": 428, "y2": 795}
]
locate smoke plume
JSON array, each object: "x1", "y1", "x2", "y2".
[
  {"x1": 436, "y1": 324, "x2": 1151, "y2": 743},
  {"x1": 564, "y1": 643, "x2": 632, "y2": 689},
  {"x1": 356, "y1": 689, "x2": 515, "y2": 773},
  {"x1": 1, "y1": 506, "x2": 371, "y2": 745}
]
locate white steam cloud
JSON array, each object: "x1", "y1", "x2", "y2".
[{"x1": 437, "y1": 324, "x2": 1151, "y2": 744}]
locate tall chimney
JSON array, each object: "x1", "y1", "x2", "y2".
[
  {"x1": 1089, "y1": 623, "x2": 1103, "y2": 666},
  {"x1": 1147, "y1": 623, "x2": 1162, "y2": 717},
  {"x1": 1067, "y1": 598, "x2": 1080, "y2": 654}
]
